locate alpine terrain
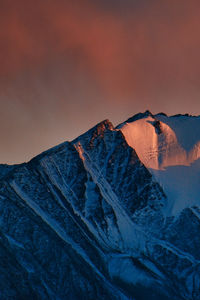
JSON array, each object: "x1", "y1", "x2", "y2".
[{"x1": 0, "y1": 111, "x2": 200, "y2": 300}]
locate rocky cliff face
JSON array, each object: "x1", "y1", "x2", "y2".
[{"x1": 0, "y1": 114, "x2": 200, "y2": 299}]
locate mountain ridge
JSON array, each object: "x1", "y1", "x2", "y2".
[{"x1": 0, "y1": 111, "x2": 200, "y2": 299}]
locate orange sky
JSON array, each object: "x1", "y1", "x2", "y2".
[{"x1": 1, "y1": 0, "x2": 200, "y2": 163}]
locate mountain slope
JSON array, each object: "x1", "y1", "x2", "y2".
[
  {"x1": 0, "y1": 114, "x2": 200, "y2": 299},
  {"x1": 120, "y1": 111, "x2": 200, "y2": 214},
  {"x1": 119, "y1": 111, "x2": 200, "y2": 170}
]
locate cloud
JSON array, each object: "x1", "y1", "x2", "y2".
[{"x1": 1, "y1": 0, "x2": 200, "y2": 99}]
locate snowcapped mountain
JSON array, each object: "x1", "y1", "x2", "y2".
[
  {"x1": 120, "y1": 111, "x2": 200, "y2": 214},
  {"x1": 119, "y1": 110, "x2": 200, "y2": 170},
  {"x1": 0, "y1": 112, "x2": 200, "y2": 299}
]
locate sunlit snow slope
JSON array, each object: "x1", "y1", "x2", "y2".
[{"x1": 120, "y1": 111, "x2": 200, "y2": 214}]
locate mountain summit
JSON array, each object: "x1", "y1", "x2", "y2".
[
  {"x1": 119, "y1": 112, "x2": 200, "y2": 214},
  {"x1": 0, "y1": 112, "x2": 200, "y2": 299},
  {"x1": 119, "y1": 111, "x2": 200, "y2": 169}
]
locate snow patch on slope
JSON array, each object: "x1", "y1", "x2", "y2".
[
  {"x1": 120, "y1": 116, "x2": 187, "y2": 169},
  {"x1": 151, "y1": 158, "x2": 200, "y2": 215},
  {"x1": 120, "y1": 113, "x2": 200, "y2": 214},
  {"x1": 120, "y1": 115, "x2": 200, "y2": 170}
]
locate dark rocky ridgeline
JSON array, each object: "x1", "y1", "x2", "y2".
[{"x1": 0, "y1": 117, "x2": 199, "y2": 299}]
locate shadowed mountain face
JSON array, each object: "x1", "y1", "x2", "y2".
[{"x1": 0, "y1": 114, "x2": 200, "y2": 299}]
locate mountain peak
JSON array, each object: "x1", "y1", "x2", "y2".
[
  {"x1": 119, "y1": 111, "x2": 200, "y2": 169},
  {"x1": 73, "y1": 119, "x2": 114, "y2": 146},
  {"x1": 124, "y1": 110, "x2": 154, "y2": 124},
  {"x1": 94, "y1": 119, "x2": 114, "y2": 132}
]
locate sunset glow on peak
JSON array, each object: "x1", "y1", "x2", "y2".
[{"x1": 120, "y1": 113, "x2": 200, "y2": 170}]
